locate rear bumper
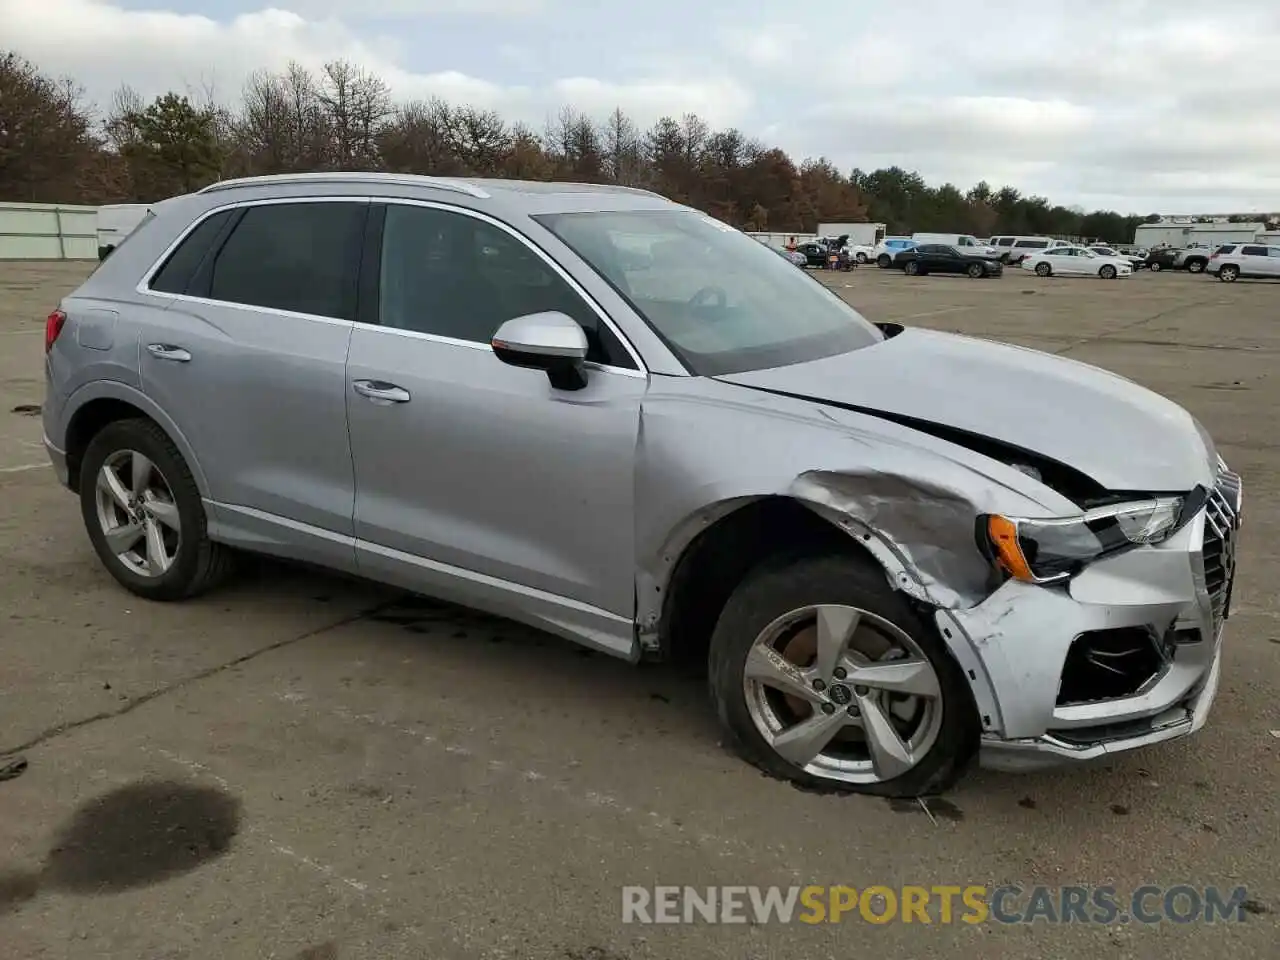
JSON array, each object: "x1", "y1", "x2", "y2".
[{"x1": 43, "y1": 433, "x2": 70, "y2": 488}]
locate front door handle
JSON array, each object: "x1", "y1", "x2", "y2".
[
  {"x1": 147, "y1": 343, "x2": 191, "y2": 362},
  {"x1": 352, "y1": 380, "x2": 411, "y2": 404}
]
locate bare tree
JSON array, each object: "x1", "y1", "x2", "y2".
[
  {"x1": 317, "y1": 60, "x2": 392, "y2": 169},
  {"x1": 601, "y1": 107, "x2": 643, "y2": 185},
  {"x1": 0, "y1": 52, "x2": 98, "y2": 202}
]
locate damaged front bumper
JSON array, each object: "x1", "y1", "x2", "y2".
[{"x1": 937, "y1": 470, "x2": 1241, "y2": 772}]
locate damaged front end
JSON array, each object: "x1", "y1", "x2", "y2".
[{"x1": 635, "y1": 372, "x2": 1241, "y2": 773}]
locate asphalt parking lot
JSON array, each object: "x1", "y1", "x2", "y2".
[{"x1": 1, "y1": 261, "x2": 1276, "y2": 959}]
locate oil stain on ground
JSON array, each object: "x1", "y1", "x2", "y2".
[{"x1": 0, "y1": 779, "x2": 241, "y2": 915}]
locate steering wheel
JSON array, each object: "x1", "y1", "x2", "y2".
[{"x1": 688, "y1": 285, "x2": 728, "y2": 309}]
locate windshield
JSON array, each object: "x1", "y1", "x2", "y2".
[{"x1": 535, "y1": 210, "x2": 884, "y2": 375}]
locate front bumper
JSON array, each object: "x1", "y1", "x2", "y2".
[{"x1": 938, "y1": 468, "x2": 1241, "y2": 771}]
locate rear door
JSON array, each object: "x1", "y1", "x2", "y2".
[
  {"x1": 1239, "y1": 245, "x2": 1274, "y2": 277},
  {"x1": 138, "y1": 198, "x2": 366, "y2": 571}
]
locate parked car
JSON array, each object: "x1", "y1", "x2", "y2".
[
  {"x1": 1088, "y1": 246, "x2": 1145, "y2": 270},
  {"x1": 910, "y1": 233, "x2": 997, "y2": 256},
  {"x1": 874, "y1": 237, "x2": 917, "y2": 267},
  {"x1": 43, "y1": 172, "x2": 1242, "y2": 797},
  {"x1": 1174, "y1": 244, "x2": 1218, "y2": 274},
  {"x1": 775, "y1": 247, "x2": 808, "y2": 267},
  {"x1": 795, "y1": 241, "x2": 833, "y2": 268},
  {"x1": 1002, "y1": 237, "x2": 1058, "y2": 266},
  {"x1": 897, "y1": 244, "x2": 1004, "y2": 278},
  {"x1": 1205, "y1": 243, "x2": 1280, "y2": 281},
  {"x1": 1021, "y1": 245, "x2": 1133, "y2": 279},
  {"x1": 1144, "y1": 248, "x2": 1180, "y2": 272}
]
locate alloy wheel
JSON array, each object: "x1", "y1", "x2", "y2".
[
  {"x1": 742, "y1": 604, "x2": 944, "y2": 785},
  {"x1": 94, "y1": 449, "x2": 182, "y2": 577}
]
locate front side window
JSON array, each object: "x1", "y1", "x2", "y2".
[
  {"x1": 377, "y1": 204, "x2": 631, "y2": 368},
  {"x1": 1045, "y1": 247, "x2": 1072, "y2": 256},
  {"x1": 536, "y1": 209, "x2": 884, "y2": 376},
  {"x1": 207, "y1": 202, "x2": 365, "y2": 319}
]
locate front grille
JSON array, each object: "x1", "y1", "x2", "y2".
[{"x1": 1202, "y1": 466, "x2": 1242, "y2": 632}]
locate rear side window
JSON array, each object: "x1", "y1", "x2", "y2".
[
  {"x1": 1015, "y1": 240, "x2": 1050, "y2": 249},
  {"x1": 149, "y1": 210, "x2": 235, "y2": 294},
  {"x1": 1241, "y1": 245, "x2": 1267, "y2": 256},
  {"x1": 207, "y1": 202, "x2": 366, "y2": 319}
]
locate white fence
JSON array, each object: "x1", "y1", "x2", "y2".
[{"x1": 0, "y1": 202, "x2": 99, "y2": 260}]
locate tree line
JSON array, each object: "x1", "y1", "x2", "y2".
[{"x1": 2, "y1": 50, "x2": 1154, "y2": 242}]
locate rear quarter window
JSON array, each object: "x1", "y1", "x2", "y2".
[{"x1": 149, "y1": 209, "x2": 237, "y2": 294}]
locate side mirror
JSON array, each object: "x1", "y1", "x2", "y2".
[{"x1": 491, "y1": 311, "x2": 589, "y2": 391}]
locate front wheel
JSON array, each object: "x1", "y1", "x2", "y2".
[
  {"x1": 877, "y1": 254, "x2": 892, "y2": 268},
  {"x1": 904, "y1": 261, "x2": 921, "y2": 276},
  {"x1": 1219, "y1": 264, "x2": 1240, "y2": 282},
  {"x1": 967, "y1": 263, "x2": 984, "y2": 278},
  {"x1": 856, "y1": 252, "x2": 868, "y2": 264},
  {"x1": 1149, "y1": 262, "x2": 1162, "y2": 272},
  {"x1": 1187, "y1": 259, "x2": 1206, "y2": 273},
  {"x1": 1099, "y1": 264, "x2": 1117, "y2": 280},
  {"x1": 708, "y1": 555, "x2": 978, "y2": 796},
  {"x1": 80, "y1": 418, "x2": 235, "y2": 601},
  {"x1": 1034, "y1": 262, "x2": 1052, "y2": 277}
]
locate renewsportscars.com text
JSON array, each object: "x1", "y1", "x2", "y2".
[{"x1": 621, "y1": 884, "x2": 1256, "y2": 925}]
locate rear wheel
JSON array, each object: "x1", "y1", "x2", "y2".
[
  {"x1": 1034, "y1": 262, "x2": 1052, "y2": 277},
  {"x1": 856, "y1": 252, "x2": 868, "y2": 264},
  {"x1": 1099, "y1": 264, "x2": 1117, "y2": 280},
  {"x1": 1149, "y1": 261, "x2": 1162, "y2": 272},
  {"x1": 1187, "y1": 259, "x2": 1206, "y2": 273},
  {"x1": 708, "y1": 554, "x2": 978, "y2": 796},
  {"x1": 1219, "y1": 264, "x2": 1240, "y2": 282},
  {"x1": 877, "y1": 254, "x2": 892, "y2": 268},
  {"x1": 967, "y1": 263, "x2": 984, "y2": 278},
  {"x1": 80, "y1": 419, "x2": 235, "y2": 601}
]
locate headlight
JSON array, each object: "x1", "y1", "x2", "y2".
[{"x1": 979, "y1": 497, "x2": 1186, "y2": 584}]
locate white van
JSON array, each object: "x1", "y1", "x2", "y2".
[
  {"x1": 96, "y1": 203, "x2": 153, "y2": 260},
  {"x1": 911, "y1": 233, "x2": 997, "y2": 255},
  {"x1": 990, "y1": 236, "x2": 1058, "y2": 264}
]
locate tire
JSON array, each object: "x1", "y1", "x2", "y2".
[
  {"x1": 856, "y1": 252, "x2": 868, "y2": 264},
  {"x1": 1149, "y1": 262, "x2": 1162, "y2": 272},
  {"x1": 80, "y1": 418, "x2": 235, "y2": 601},
  {"x1": 904, "y1": 261, "x2": 921, "y2": 276},
  {"x1": 708, "y1": 554, "x2": 979, "y2": 797},
  {"x1": 967, "y1": 263, "x2": 984, "y2": 279},
  {"x1": 877, "y1": 254, "x2": 892, "y2": 268},
  {"x1": 1187, "y1": 259, "x2": 1205, "y2": 273},
  {"x1": 1099, "y1": 265, "x2": 1117, "y2": 280},
  {"x1": 1219, "y1": 264, "x2": 1239, "y2": 282},
  {"x1": 1034, "y1": 262, "x2": 1052, "y2": 277}
]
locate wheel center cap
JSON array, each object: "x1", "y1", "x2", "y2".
[{"x1": 828, "y1": 683, "x2": 852, "y2": 706}]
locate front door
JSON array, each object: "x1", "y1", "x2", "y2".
[{"x1": 346, "y1": 202, "x2": 645, "y2": 630}]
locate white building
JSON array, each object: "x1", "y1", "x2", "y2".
[{"x1": 1134, "y1": 221, "x2": 1265, "y2": 248}]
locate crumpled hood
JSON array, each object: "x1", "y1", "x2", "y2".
[{"x1": 716, "y1": 327, "x2": 1216, "y2": 492}]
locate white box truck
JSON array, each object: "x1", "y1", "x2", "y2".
[
  {"x1": 96, "y1": 203, "x2": 153, "y2": 260},
  {"x1": 817, "y1": 223, "x2": 885, "y2": 246}
]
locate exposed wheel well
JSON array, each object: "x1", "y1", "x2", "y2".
[
  {"x1": 657, "y1": 496, "x2": 875, "y2": 665},
  {"x1": 65, "y1": 398, "x2": 153, "y2": 492}
]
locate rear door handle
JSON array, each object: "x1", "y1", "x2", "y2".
[
  {"x1": 352, "y1": 380, "x2": 411, "y2": 404},
  {"x1": 147, "y1": 343, "x2": 191, "y2": 363}
]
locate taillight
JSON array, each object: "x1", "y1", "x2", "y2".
[{"x1": 45, "y1": 309, "x2": 67, "y2": 353}]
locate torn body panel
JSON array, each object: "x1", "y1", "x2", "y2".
[{"x1": 633, "y1": 376, "x2": 1079, "y2": 650}]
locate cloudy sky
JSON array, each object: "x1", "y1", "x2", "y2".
[{"x1": 5, "y1": 0, "x2": 1279, "y2": 214}]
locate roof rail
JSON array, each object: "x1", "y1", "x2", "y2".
[{"x1": 198, "y1": 172, "x2": 490, "y2": 199}]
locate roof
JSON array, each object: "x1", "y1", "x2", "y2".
[{"x1": 195, "y1": 172, "x2": 674, "y2": 215}]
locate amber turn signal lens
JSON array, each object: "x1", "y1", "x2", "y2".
[{"x1": 986, "y1": 515, "x2": 1036, "y2": 582}]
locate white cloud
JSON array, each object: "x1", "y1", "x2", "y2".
[{"x1": 4, "y1": 0, "x2": 1280, "y2": 211}]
